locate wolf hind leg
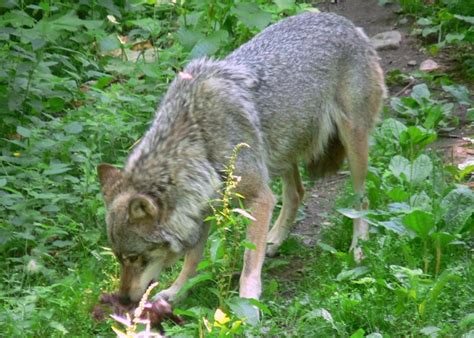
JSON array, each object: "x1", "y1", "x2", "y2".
[
  {"x1": 266, "y1": 163, "x2": 304, "y2": 257},
  {"x1": 339, "y1": 120, "x2": 369, "y2": 262}
]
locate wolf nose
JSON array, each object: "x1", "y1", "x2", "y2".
[{"x1": 119, "y1": 295, "x2": 132, "y2": 306}]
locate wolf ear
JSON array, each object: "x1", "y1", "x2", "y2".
[
  {"x1": 97, "y1": 163, "x2": 122, "y2": 190},
  {"x1": 129, "y1": 195, "x2": 159, "y2": 221}
]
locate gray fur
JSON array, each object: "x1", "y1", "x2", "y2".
[{"x1": 98, "y1": 12, "x2": 386, "y2": 302}]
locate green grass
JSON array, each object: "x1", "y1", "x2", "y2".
[{"x1": 1, "y1": 0, "x2": 473, "y2": 336}]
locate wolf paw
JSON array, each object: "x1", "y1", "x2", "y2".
[
  {"x1": 154, "y1": 287, "x2": 179, "y2": 303},
  {"x1": 266, "y1": 227, "x2": 288, "y2": 257}
]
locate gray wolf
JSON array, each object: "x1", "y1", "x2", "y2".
[{"x1": 97, "y1": 12, "x2": 386, "y2": 305}]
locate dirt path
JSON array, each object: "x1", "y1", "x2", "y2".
[{"x1": 293, "y1": 0, "x2": 427, "y2": 246}]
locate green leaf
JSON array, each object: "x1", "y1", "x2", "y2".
[
  {"x1": 411, "y1": 83, "x2": 431, "y2": 102},
  {"x1": 416, "y1": 17, "x2": 433, "y2": 26},
  {"x1": 190, "y1": 30, "x2": 229, "y2": 58},
  {"x1": 176, "y1": 27, "x2": 204, "y2": 50},
  {"x1": 175, "y1": 273, "x2": 213, "y2": 299},
  {"x1": 273, "y1": 0, "x2": 295, "y2": 11},
  {"x1": 64, "y1": 122, "x2": 83, "y2": 134},
  {"x1": 410, "y1": 154, "x2": 432, "y2": 184},
  {"x1": 454, "y1": 15, "x2": 474, "y2": 24},
  {"x1": 419, "y1": 326, "x2": 441, "y2": 336},
  {"x1": 44, "y1": 163, "x2": 71, "y2": 176},
  {"x1": 350, "y1": 328, "x2": 365, "y2": 338},
  {"x1": 0, "y1": 178, "x2": 6, "y2": 187},
  {"x1": 402, "y1": 210, "x2": 435, "y2": 239},
  {"x1": 337, "y1": 208, "x2": 370, "y2": 219},
  {"x1": 440, "y1": 187, "x2": 474, "y2": 232},
  {"x1": 228, "y1": 297, "x2": 260, "y2": 327},
  {"x1": 242, "y1": 241, "x2": 256, "y2": 250},
  {"x1": 317, "y1": 242, "x2": 337, "y2": 254},
  {"x1": 410, "y1": 191, "x2": 431, "y2": 211},
  {"x1": 98, "y1": 35, "x2": 121, "y2": 53},
  {"x1": 337, "y1": 266, "x2": 370, "y2": 281},
  {"x1": 389, "y1": 155, "x2": 410, "y2": 181},
  {"x1": 399, "y1": 126, "x2": 437, "y2": 152},
  {"x1": 129, "y1": 18, "x2": 160, "y2": 34},
  {"x1": 231, "y1": 3, "x2": 272, "y2": 30},
  {"x1": 445, "y1": 32, "x2": 465, "y2": 43},
  {"x1": 380, "y1": 118, "x2": 407, "y2": 140},
  {"x1": 16, "y1": 126, "x2": 32, "y2": 138},
  {"x1": 442, "y1": 84, "x2": 472, "y2": 105},
  {"x1": 302, "y1": 308, "x2": 337, "y2": 329},
  {"x1": 387, "y1": 187, "x2": 410, "y2": 202},
  {"x1": 50, "y1": 321, "x2": 69, "y2": 334}
]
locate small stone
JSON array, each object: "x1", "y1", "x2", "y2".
[
  {"x1": 407, "y1": 60, "x2": 417, "y2": 66},
  {"x1": 399, "y1": 17, "x2": 409, "y2": 25},
  {"x1": 419, "y1": 59, "x2": 440, "y2": 72},
  {"x1": 370, "y1": 30, "x2": 402, "y2": 50}
]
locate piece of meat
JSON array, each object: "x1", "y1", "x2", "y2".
[{"x1": 93, "y1": 293, "x2": 184, "y2": 334}]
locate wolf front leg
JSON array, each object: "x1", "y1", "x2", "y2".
[
  {"x1": 156, "y1": 222, "x2": 210, "y2": 302},
  {"x1": 239, "y1": 186, "x2": 275, "y2": 299}
]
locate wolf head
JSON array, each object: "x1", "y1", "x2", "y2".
[{"x1": 97, "y1": 163, "x2": 194, "y2": 304}]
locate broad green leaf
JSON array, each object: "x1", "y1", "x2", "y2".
[
  {"x1": 442, "y1": 84, "x2": 472, "y2": 105},
  {"x1": 190, "y1": 30, "x2": 229, "y2": 58},
  {"x1": 445, "y1": 32, "x2": 465, "y2": 43},
  {"x1": 430, "y1": 232, "x2": 455, "y2": 247},
  {"x1": 302, "y1": 308, "x2": 336, "y2": 329},
  {"x1": 317, "y1": 242, "x2": 337, "y2": 254},
  {"x1": 337, "y1": 266, "x2": 370, "y2": 281},
  {"x1": 454, "y1": 15, "x2": 474, "y2": 24},
  {"x1": 273, "y1": 0, "x2": 295, "y2": 10},
  {"x1": 459, "y1": 313, "x2": 474, "y2": 330},
  {"x1": 440, "y1": 187, "x2": 474, "y2": 232},
  {"x1": 98, "y1": 35, "x2": 121, "y2": 53},
  {"x1": 228, "y1": 297, "x2": 259, "y2": 327},
  {"x1": 380, "y1": 118, "x2": 407, "y2": 140},
  {"x1": 50, "y1": 321, "x2": 69, "y2": 334},
  {"x1": 176, "y1": 27, "x2": 204, "y2": 50},
  {"x1": 64, "y1": 122, "x2": 83, "y2": 134},
  {"x1": 175, "y1": 273, "x2": 213, "y2": 299},
  {"x1": 410, "y1": 191, "x2": 431, "y2": 211},
  {"x1": 16, "y1": 126, "x2": 32, "y2": 138},
  {"x1": 0, "y1": 178, "x2": 6, "y2": 187},
  {"x1": 402, "y1": 210, "x2": 435, "y2": 239},
  {"x1": 210, "y1": 237, "x2": 222, "y2": 263},
  {"x1": 419, "y1": 326, "x2": 441, "y2": 336},
  {"x1": 128, "y1": 18, "x2": 161, "y2": 34},
  {"x1": 422, "y1": 26, "x2": 439, "y2": 38},
  {"x1": 416, "y1": 17, "x2": 433, "y2": 26},
  {"x1": 389, "y1": 155, "x2": 410, "y2": 181},
  {"x1": 387, "y1": 187, "x2": 410, "y2": 202},
  {"x1": 350, "y1": 328, "x2": 365, "y2": 338},
  {"x1": 337, "y1": 208, "x2": 370, "y2": 219},
  {"x1": 399, "y1": 126, "x2": 437, "y2": 152},
  {"x1": 411, "y1": 83, "x2": 430, "y2": 102},
  {"x1": 231, "y1": 3, "x2": 272, "y2": 30},
  {"x1": 44, "y1": 163, "x2": 71, "y2": 176},
  {"x1": 410, "y1": 154, "x2": 432, "y2": 184},
  {"x1": 377, "y1": 219, "x2": 406, "y2": 235}
]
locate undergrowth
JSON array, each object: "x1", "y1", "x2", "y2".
[{"x1": 0, "y1": 0, "x2": 473, "y2": 337}]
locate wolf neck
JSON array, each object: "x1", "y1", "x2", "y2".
[{"x1": 124, "y1": 100, "x2": 219, "y2": 250}]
